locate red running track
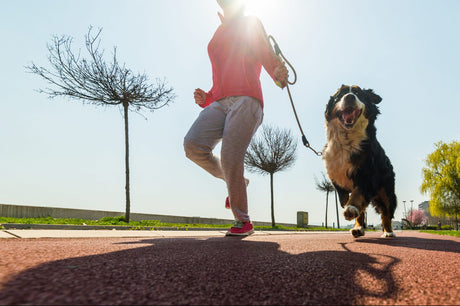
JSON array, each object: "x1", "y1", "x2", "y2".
[{"x1": 0, "y1": 231, "x2": 459, "y2": 305}]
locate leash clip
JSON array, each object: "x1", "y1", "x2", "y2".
[{"x1": 302, "y1": 135, "x2": 322, "y2": 157}]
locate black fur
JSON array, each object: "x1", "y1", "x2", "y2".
[{"x1": 323, "y1": 85, "x2": 397, "y2": 236}]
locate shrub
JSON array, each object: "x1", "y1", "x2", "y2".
[{"x1": 99, "y1": 216, "x2": 127, "y2": 224}]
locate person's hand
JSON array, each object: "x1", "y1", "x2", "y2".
[
  {"x1": 194, "y1": 88, "x2": 207, "y2": 105},
  {"x1": 274, "y1": 61, "x2": 289, "y2": 88}
]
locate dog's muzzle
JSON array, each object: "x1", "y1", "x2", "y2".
[{"x1": 338, "y1": 94, "x2": 363, "y2": 128}]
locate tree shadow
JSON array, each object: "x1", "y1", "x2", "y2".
[{"x1": 0, "y1": 237, "x2": 399, "y2": 305}]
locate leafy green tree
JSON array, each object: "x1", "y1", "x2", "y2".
[
  {"x1": 244, "y1": 125, "x2": 297, "y2": 227},
  {"x1": 421, "y1": 141, "x2": 460, "y2": 230}
]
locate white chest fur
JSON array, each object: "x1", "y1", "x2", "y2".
[{"x1": 322, "y1": 117, "x2": 368, "y2": 191}]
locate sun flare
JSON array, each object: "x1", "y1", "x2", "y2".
[{"x1": 244, "y1": 0, "x2": 284, "y2": 21}]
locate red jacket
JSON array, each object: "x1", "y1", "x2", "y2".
[{"x1": 201, "y1": 15, "x2": 280, "y2": 108}]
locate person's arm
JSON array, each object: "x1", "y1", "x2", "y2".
[
  {"x1": 248, "y1": 17, "x2": 288, "y2": 87},
  {"x1": 194, "y1": 88, "x2": 214, "y2": 108}
]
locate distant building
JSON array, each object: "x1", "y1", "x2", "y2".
[{"x1": 419, "y1": 201, "x2": 429, "y2": 211}]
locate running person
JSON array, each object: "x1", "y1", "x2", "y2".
[{"x1": 184, "y1": 0, "x2": 288, "y2": 236}]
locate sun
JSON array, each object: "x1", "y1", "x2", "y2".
[{"x1": 244, "y1": 0, "x2": 284, "y2": 21}]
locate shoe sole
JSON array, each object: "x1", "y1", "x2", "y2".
[{"x1": 225, "y1": 229, "x2": 254, "y2": 236}]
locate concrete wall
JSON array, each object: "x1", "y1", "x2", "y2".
[{"x1": 0, "y1": 203, "x2": 297, "y2": 227}]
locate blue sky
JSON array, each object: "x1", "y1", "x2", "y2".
[{"x1": 1, "y1": 0, "x2": 458, "y2": 226}]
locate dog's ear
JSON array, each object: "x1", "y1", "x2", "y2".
[
  {"x1": 333, "y1": 86, "x2": 344, "y2": 99},
  {"x1": 325, "y1": 96, "x2": 334, "y2": 119},
  {"x1": 364, "y1": 89, "x2": 382, "y2": 104}
]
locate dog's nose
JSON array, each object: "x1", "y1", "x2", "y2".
[{"x1": 344, "y1": 94, "x2": 356, "y2": 104}]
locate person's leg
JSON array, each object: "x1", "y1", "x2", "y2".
[
  {"x1": 225, "y1": 178, "x2": 249, "y2": 209},
  {"x1": 221, "y1": 96, "x2": 263, "y2": 223},
  {"x1": 184, "y1": 101, "x2": 229, "y2": 180}
]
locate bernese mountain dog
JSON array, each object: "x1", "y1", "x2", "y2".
[{"x1": 322, "y1": 85, "x2": 396, "y2": 238}]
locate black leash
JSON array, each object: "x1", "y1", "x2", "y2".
[{"x1": 268, "y1": 35, "x2": 322, "y2": 157}]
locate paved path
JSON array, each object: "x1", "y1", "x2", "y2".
[
  {"x1": 0, "y1": 229, "x2": 335, "y2": 239},
  {"x1": 0, "y1": 231, "x2": 458, "y2": 305}
]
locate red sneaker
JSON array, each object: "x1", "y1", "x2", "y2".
[{"x1": 225, "y1": 220, "x2": 254, "y2": 236}]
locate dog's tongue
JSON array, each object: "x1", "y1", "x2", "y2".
[{"x1": 343, "y1": 108, "x2": 356, "y2": 123}]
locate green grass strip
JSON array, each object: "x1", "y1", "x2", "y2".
[
  {"x1": 0, "y1": 216, "x2": 348, "y2": 231},
  {"x1": 0, "y1": 216, "x2": 229, "y2": 229}
]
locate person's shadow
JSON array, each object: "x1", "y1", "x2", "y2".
[{"x1": 0, "y1": 235, "x2": 414, "y2": 305}]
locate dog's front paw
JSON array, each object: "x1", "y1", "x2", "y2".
[
  {"x1": 351, "y1": 226, "x2": 365, "y2": 238},
  {"x1": 381, "y1": 231, "x2": 396, "y2": 238},
  {"x1": 343, "y1": 205, "x2": 359, "y2": 220}
]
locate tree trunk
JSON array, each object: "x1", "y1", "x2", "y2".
[
  {"x1": 456, "y1": 207, "x2": 459, "y2": 231},
  {"x1": 325, "y1": 191, "x2": 329, "y2": 229},
  {"x1": 270, "y1": 172, "x2": 275, "y2": 228},
  {"x1": 123, "y1": 101, "x2": 131, "y2": 223},
  {"x1": 334, "y1": 190, "x2": 340, "y2": 229}
]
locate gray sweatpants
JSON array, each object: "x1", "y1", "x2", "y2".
[{"x1": 184, "y1": 96, "x2": 263, "y2": 222}]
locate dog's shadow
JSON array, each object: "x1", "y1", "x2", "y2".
[
  {"x1": 0, "y1": 237, "x2": 402, "y2": 305},
  {"x1": 357, "y1": 233, "x2": 460, "y2": 253}
]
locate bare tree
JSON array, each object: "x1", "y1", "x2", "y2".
[
  {"x1": 315, "y1": 173, "x2": 335, "y2": 228},
  {"x1": 26, "y1": 27, "x2": 175, "y2": 223},
  {"x1": 244, "y1": 125, "x2": 297, "y2": 227},
  {"x1": 334, "y1": 189, "x2": 340, "y2": 229}
]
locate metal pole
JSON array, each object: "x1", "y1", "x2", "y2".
[{"x1": 403, "y1": 201, "x2": 406, "y2": 219}]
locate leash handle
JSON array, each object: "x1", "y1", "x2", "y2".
[{"x1": 268, "y1": 35, "x2": 297, "y2": 86}]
